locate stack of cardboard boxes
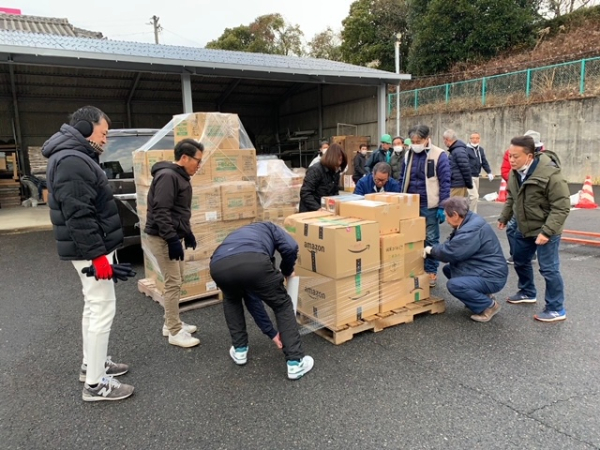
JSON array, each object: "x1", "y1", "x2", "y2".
[
  {"x1": 135, "y1": 112, "x2": 258, "y2": 298},
  {"x1": 255, "y1": 159, "x2": 303, "y2": 226},
  {"x1": 286, "y1": 192, "x2": 429, "y2": 329}
]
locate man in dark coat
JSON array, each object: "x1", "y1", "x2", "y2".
[
  {"x1": 466, "y1": 132, "x2": 494, "y2": 213},
  {"x1": 352, "y1": 144, "x2": 368, "y2": 184},
  {"x1": 425, "y1": 197, "x2": 508, "y2": 323},
  {"x1": 442, "y1": 129, "x2": 473, "y2": 197},
  {"x1": 144, "y1": 139, "x2": 204, "y2": 348},
  {"x1": 365, "y1": 134, "x2": 392, "y2": 172},
  {"x1": 210, "y1": 222, "x2": 314, "y2": 380},
  {"x1": 43, "y1": 106, "x2": 134, "y2": 402}
]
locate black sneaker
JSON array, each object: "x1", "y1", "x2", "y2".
[
  {"x1": 82, "y1": 376, "x2": 134, "y2": 402},
  {"x1": 79, "y1": 356, "x2": 129, "y2": 382}
]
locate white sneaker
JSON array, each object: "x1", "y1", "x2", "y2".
[
  {"x1": 168, "y1": 329, "x2": 200, "y2": 348},
  {"x1": 162, "y1": 322, "x2": 197, "y2": 337},
  {"x1": 229, "y1": 346, "x2": 248, "y2": 365},
  {"x1": 287, "y1": 355, "x2": 314, "y2": 380}
]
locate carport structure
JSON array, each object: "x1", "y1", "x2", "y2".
[{"x1": 0, "y1": 29, "x2": 409, "y2": 172}]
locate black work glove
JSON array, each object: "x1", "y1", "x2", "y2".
[
  {"x1": 82, "y1": 263, "x2": 137, "y2": 284},
  {"x1": 184, "y1": 232, "x2": 197, "y2": 250},
  {"x1": 167, "y1": 238, "x2": 184, "y2": 261}
]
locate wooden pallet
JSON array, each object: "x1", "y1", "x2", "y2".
[
  {"x1": 138, "y1": 278, "x2": 222, "y2": 312},
  {"x1": 298, "y1": 297, "x2": 445, "y2": 345}
]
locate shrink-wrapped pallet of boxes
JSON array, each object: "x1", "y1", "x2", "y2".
[
  {"x1": 255, "y1": 158, "x2": 303, "y2": 226},
  {"x1": 134, "y1": 112, "x2": 257, "y2": 309}
]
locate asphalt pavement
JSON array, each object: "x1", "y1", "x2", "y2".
[{"x1": 1, "y1": 201, "x2": 599, "y2": 450}]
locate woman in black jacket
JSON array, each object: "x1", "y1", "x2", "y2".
[{"x1": 299, "y1": 143, "x2": 347, "y2": 212}]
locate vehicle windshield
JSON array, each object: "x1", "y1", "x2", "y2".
[{"x1": 100, "y1": 134, "x2": 174, "y2": 179}]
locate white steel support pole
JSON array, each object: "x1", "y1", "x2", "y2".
[
  {"x1": 377, "y1": 83, "x2": 387, "y2": 139},
  {"x1": 181, "y1": 73, "x2": 193, "y2": 113},
  {"x1": 395, "y1": 40, "x2": 400, "y2": 137}
]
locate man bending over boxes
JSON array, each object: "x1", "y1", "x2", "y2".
[
  {"x1": 424, "y1": 197, "x2": 508, "y2": 323},
  {"x1": 353, "y1": 162, "x2": 400, "y2": 195},
  {"x1": 210, "y1": 222, "x2": 314, "y2": 380}
]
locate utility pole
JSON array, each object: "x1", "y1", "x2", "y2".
[
  {"x1": 394, "y1": 32, "x2": 402, "y2": 137},
  {"x1": 148, "y1": 15, "x2": 162, "y2": 44}
]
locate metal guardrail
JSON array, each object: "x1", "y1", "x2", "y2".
[{"x1": 389, "y1": 57, "x2": 600, "y2": 115}]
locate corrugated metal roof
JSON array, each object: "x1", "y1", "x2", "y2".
[
  {"x1": 0, "y1": 13, "x2": 103, "y2": 39},
  {"x1": 0, "y1": 30, "x2": 410, "y2": 85}
]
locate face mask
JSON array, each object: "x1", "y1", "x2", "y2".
[
  {"x1": 517, "y1": 157, "x2": 533, "y2": 174},
  {"x1": 412, "y1": 144, "x2": 425, "y2": 153},
  {"x1": 393, "y1": 146, "x2": 403, "y2": 153},
  {"x1": 470, "y1": 142, "x2": 479, "y2": 148},
  {"x1": 360, "y1": 150, "x2": 367, "y2": 156}
]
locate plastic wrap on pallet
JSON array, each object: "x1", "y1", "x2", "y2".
[
  {"x1": 256, "y1": 158, "x2": 303, "y2": 210},
  {"x1": 285, "y1": 196, "x2": 432, "y2": 338},
  {"x1": 133, "y1": 112, "x2": 259, "y2": 297}
]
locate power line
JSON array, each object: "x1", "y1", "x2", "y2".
[{"x1": 162, "y1": 27, "x2": 204, "y2": 48}]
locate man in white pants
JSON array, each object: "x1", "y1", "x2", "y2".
[
  {"x1": 466, "y1": 133, "x2": 494, "y2": 213},
  {"x1": 43, "y1": 106, "x2": 134, "y2": 402}
]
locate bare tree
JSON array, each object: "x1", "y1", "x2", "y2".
[{"x1": 542, "y1": 0, "x2": 600, "y2": 17}]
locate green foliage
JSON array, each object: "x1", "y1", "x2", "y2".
[
  {"x1": 307, "y1": 27, "x2": 343, "y2": 61},
  {"x1": 408, "y1": 0, "x2": 538, "y2": 75},
  {"x1": 206, "y1": 14, "x2": 304, "y2": 56},
  {"x1": 340, "y1": 0, "x2": 410, "y2": 72}
]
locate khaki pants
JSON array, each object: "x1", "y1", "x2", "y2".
[
  {"x1": 450, "y1": 187, "x2": 469, "y2": 198},
  {"x1": 146, "y1": 235, "x2": 184, "y2": 335},
  {"x1": 467, "y1": 177, "x2": 480, "y2": 213}
]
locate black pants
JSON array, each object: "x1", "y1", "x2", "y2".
[{"x1": 209, "y1": 253, "x2": 304, "y2": 361}]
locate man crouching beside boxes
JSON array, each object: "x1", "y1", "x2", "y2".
[{"x1": 424, "y1": 197, "x2": 508, "y2": 323}]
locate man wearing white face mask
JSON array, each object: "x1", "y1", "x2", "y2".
[
  {"x1": 389, "y1": 136, "x2": 405, "y2": 180},
  {"x1": 498, "y1": 135, "x2": 570, "y2": 323},
  {"x1": 352, "y1": 144, "x2": 369, "y2": 184},
  {"x1": 399, "y1": 124, "x2": 451, "y2": 288},
  {"x1": 466, "y1": 133, "x2": 493, "y2": 213}
]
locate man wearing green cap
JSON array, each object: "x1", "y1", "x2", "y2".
[{"x1": 366, "y1": 134, "x2": 393, "y2": 173}]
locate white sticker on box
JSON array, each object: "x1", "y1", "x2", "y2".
[
  {"x1": 206, "y1": 281, "x2": 217, "y2": 291},
  {"x1": 205, "y1": 211, "x2": 218, "y2": 221}
]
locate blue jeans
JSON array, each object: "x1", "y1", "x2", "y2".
[
  {"x1": 506, "y1": 217, "x2": 517, "y2": 257},
  {"x1": 442, "y1": 265, "x2": 506, "y2": 314},
  {"x1": 421, "y1": 207, "x2": 440, "y2": 274},
  {"x1": 513, "y1": 231, "x2": 565, "y2": 312}
]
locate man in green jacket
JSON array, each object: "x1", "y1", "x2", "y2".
[{"x1": 498, "y1": 135, "x2": 570, "y2": 322}]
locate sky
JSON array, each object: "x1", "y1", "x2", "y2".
[{"x1": 4, "y1": 0, "x2": 356, "y2": 48}]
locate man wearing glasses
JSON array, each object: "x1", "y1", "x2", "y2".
[
  {"x1": 144, "y1": 139, "x2": 204, "y2": 348},
  {"x1": 353, "y1": 162, "x2": 400, "y2": 195}
]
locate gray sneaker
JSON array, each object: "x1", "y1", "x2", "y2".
[
  {"x1": 79, "y1": 356, "x2": 129, "y2": 382},
  {"x1": 82, "y1": 376, "x2": 134, "y2": 402}
]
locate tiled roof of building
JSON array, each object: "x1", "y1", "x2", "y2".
[{"x1": 0, "y1": 13, "x2": 103, "y2": 39}]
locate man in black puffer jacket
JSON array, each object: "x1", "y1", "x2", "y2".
[
  {"x1": 43, "y1": 106, "x2": 134, "y2": 402},
  {"x1": 442, "y1": 129, "x2": 473, "y2": 197},
  {"x1": 144, "y1": 139, "x2": 204, "y2": 349}
]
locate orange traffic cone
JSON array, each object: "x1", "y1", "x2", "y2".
[
  {"x1": 575, "y1": 176, "x2": 598, "y2": 209},
  {"x1": 496, "y1": 179, "x2": 508, "y2": 203}
]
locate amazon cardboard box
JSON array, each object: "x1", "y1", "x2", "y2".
[
  {"x1": 320, "y1": 194, "x2": 364, "y2": 214},
  {"x1": 220, "y1": 182, "x2": 257, "y2": 221},
  {"x1": 283, "y1": 210, "x2": 333, "y2": 237},
  {"x1": 399, "y1": 217, "x2": 426, "y2": 243},
  {"x1": 380, "y1": 233, "x2": 405, "y2": 282},
  {"x1": 379, "y1": 273, "x2": 430, "y2": 313},
  {"x1": 173, "y1": 112, "x2": 240, "y2": 149},
  {"x1": 296, "y1": 266, "x2": 380, "y2": 329},
  {"x1": 404, "y1": 241, "x2": 425, "y2": 278},
  {"x1": 364, "y1": 192, "x2": 420, "y2": 220},
  {"x1": 294, "y1": 215, "x2": 380, "y2": 279},
  {"x1": 339, "y1": 200, "x2": 402, "y2": 235}
]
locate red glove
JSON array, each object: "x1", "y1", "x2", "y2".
[{"x1": 92, "y1": 255, "x2": 113, "y2": 280}]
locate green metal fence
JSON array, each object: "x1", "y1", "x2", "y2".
[{"x1": 389, "y1": 57, "x2": 600, "y2": 116}]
